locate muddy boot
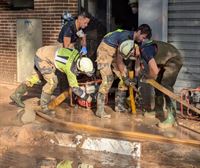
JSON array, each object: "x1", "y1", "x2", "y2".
[
  {"x1": 96, "y1": 92, "x2": 111, "y2": 118},
  {"x1": 115, "y1": 90, "x2": 129, "y2": 113},
  {"x1": 40, "y1": 91, "x2": 55, "y2": 116},
  {"x1": 158, "y1": 105, "x2": 175, "y2": 128},
  {"x1": 10, "y1": 83, "x2": 28, "y2": 108},
  {"x1": 155, "y1": 95, "x2": 164, "y2": 114},
  {"x1": 158, "y1": 97, "x2": 176, "y2": 128}
]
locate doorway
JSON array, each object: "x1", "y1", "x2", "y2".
[
  {"x1": 79, "y1": 0, "x2": 138, "y2": 32},
  {"x1": 79, "y1": 0, "x2": 138, "y2": 58}
]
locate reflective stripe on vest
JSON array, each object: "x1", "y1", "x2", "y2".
[{"x1": 55, "y1": 55, "x2": 68, "y2": 64}]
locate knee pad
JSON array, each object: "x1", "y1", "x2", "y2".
[
  {"x1": 43, "y1": 75, "x2": 58, "y2": 94},
  {"x1": 50, "y1": 75, "x2": 58, "y2": 91},
  {"x1": 99, "y1": 75, "x2": 114, "y2": 94},
  {"x1": 25, "y1": 74, "x2": 41, "y2": 87}
]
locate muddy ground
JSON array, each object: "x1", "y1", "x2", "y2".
[{"x1": 0, "y1": 83, "x2": 200, "y2": 168}]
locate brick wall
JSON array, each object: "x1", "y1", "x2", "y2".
[{"x1": 0, "y1": 0, "x2": 78, "y2": 83}]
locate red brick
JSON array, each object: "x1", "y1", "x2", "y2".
[{"x1": 0, "y1": 0, "x2": 78, "y2": 83}]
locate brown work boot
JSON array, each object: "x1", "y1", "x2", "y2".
[
  {"x1": 96, "y1": 92, "x2": 111, "y2": 118},
  {"x1": 10, "y1": 83, "x2": 28, "y2": 108}
]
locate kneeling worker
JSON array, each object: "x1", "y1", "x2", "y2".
[{"x1": 10, "y1": 46, "x2": 94, "y2": 115}]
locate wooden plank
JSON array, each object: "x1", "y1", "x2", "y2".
[
  {"x1": 48, "y1": 91, "x2": 69, "y2": 110},
  {"x1": 146, "y1": 79, "x2": 200, "y2": 115},
  {"x1": 48, "y1": 80, "x2": 103, "y2": 109},
  {"x1": 36, "y1": 111, "x2": 200, "y2": 146}
]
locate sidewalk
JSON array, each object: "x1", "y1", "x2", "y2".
[
  {"x1": 0, "y1": 82, "x2": 200, "y2": 141},
  {"x1": 0, "y1": 83, "x2": 200, "y2": 168}
]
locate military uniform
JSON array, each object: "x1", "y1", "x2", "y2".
[
  {"x1": 96, "y1": 29, "x2": 134, "y2": 118},
  {"x1": 141, "y1": 40, "x2": 183, "y2": 128}
]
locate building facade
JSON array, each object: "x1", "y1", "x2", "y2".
[
  {"x1": 0, "y1": 0, "x2": 78, "y2": 83},
  {"x1": 0, "y1": 0, "x2": 199, "y2": 92}
]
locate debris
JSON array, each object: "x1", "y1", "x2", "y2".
[{"x1": 81, "y1": 137, "x2": 141, "y2": 159}]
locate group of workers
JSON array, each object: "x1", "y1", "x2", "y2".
[{"x1": 10, "y1": 6, "x2": 183, "y2": 129}]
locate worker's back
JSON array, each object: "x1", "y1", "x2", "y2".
[
  {"x1": 36, "y1": 45, "x2": 60, "y2": 63},
  {"x1": 153, "y1": 41, "x2": 182, "y2": 65}
]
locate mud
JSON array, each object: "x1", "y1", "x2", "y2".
[
  {"x1": 54, "y1": 104, "x2": 200, "y2": 141},
  {"x1": 0, "y1": 83, "x2": 200, "y2": 167},
  {"x1": 0, "y1": 126, "x2": 200, "y2": 168}
]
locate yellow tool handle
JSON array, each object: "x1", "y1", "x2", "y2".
[
  {"x1": 129, "y1": 71, "x2": 136, "y2": 114},
  {"x1": 48, "y1": 90, "x2": 69, "y2": 110}
]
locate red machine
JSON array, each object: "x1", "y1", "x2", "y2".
[
  {"x1": 180, "y1": 87, "x2": 200, "y2": 120},
  {"x1": 71, "y1": 79, "x2": 102, "y2": 108}
]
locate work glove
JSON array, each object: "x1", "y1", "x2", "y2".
[
  {"x1": 80, "y1": 46, "x2": 87, "y2": 55},
  {"x1": 122, "y1": 76, "x2": 139, "y2": 93},
  {"x1": 122, "y1": 76, "x2": 137, "y2": 87}
]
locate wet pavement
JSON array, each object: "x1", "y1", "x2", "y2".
[
  {"x1": 54, "y1": 104, "x2": 200, "y2": 141},
  {"x1": 0, "y1": 83, "x2": 200, "y2": 167},
  {"x1": 1, "y1": 83, "x2": 200, "y2": 141}
]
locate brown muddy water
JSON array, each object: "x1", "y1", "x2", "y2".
[{"x1": 0, "y1": 83, "x2": 200, "y2": 168}]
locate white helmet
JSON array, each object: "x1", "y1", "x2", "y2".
[
  {"x1": 119, "y1": 40, "x2": 134, "y2": 60},
  {"x1": 77, "y1": 57, "x2": 94, "y2": 76}
]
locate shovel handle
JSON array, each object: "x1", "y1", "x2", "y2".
[{"x1": 129, "y1": 71, "x2": 136, "y2": 114}]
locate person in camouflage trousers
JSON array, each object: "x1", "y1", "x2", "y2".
[
  {"x1": 10, "y1": 46, "x2": 94, "y2": 115},
  {"x1": 96, "y1": 24, "x2": 152, "y2": 118}
]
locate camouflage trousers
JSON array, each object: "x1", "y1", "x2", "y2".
[
  {"x1": 24, "y1": 55, "x2": 58, "y2": 95},
  {"x1": 96, "y1": 42, "x2": 127, "y2": 95}
]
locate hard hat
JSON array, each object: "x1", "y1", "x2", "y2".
[
  {"x1": 77, "y1": 57, "x2": 94, "y2": 75},
  {"x1": 128, "y1": 0, "x2": 138, "y2": 5},
  {"x1": 119, "y1": 40, "x2": 134, "y2": 60}
]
